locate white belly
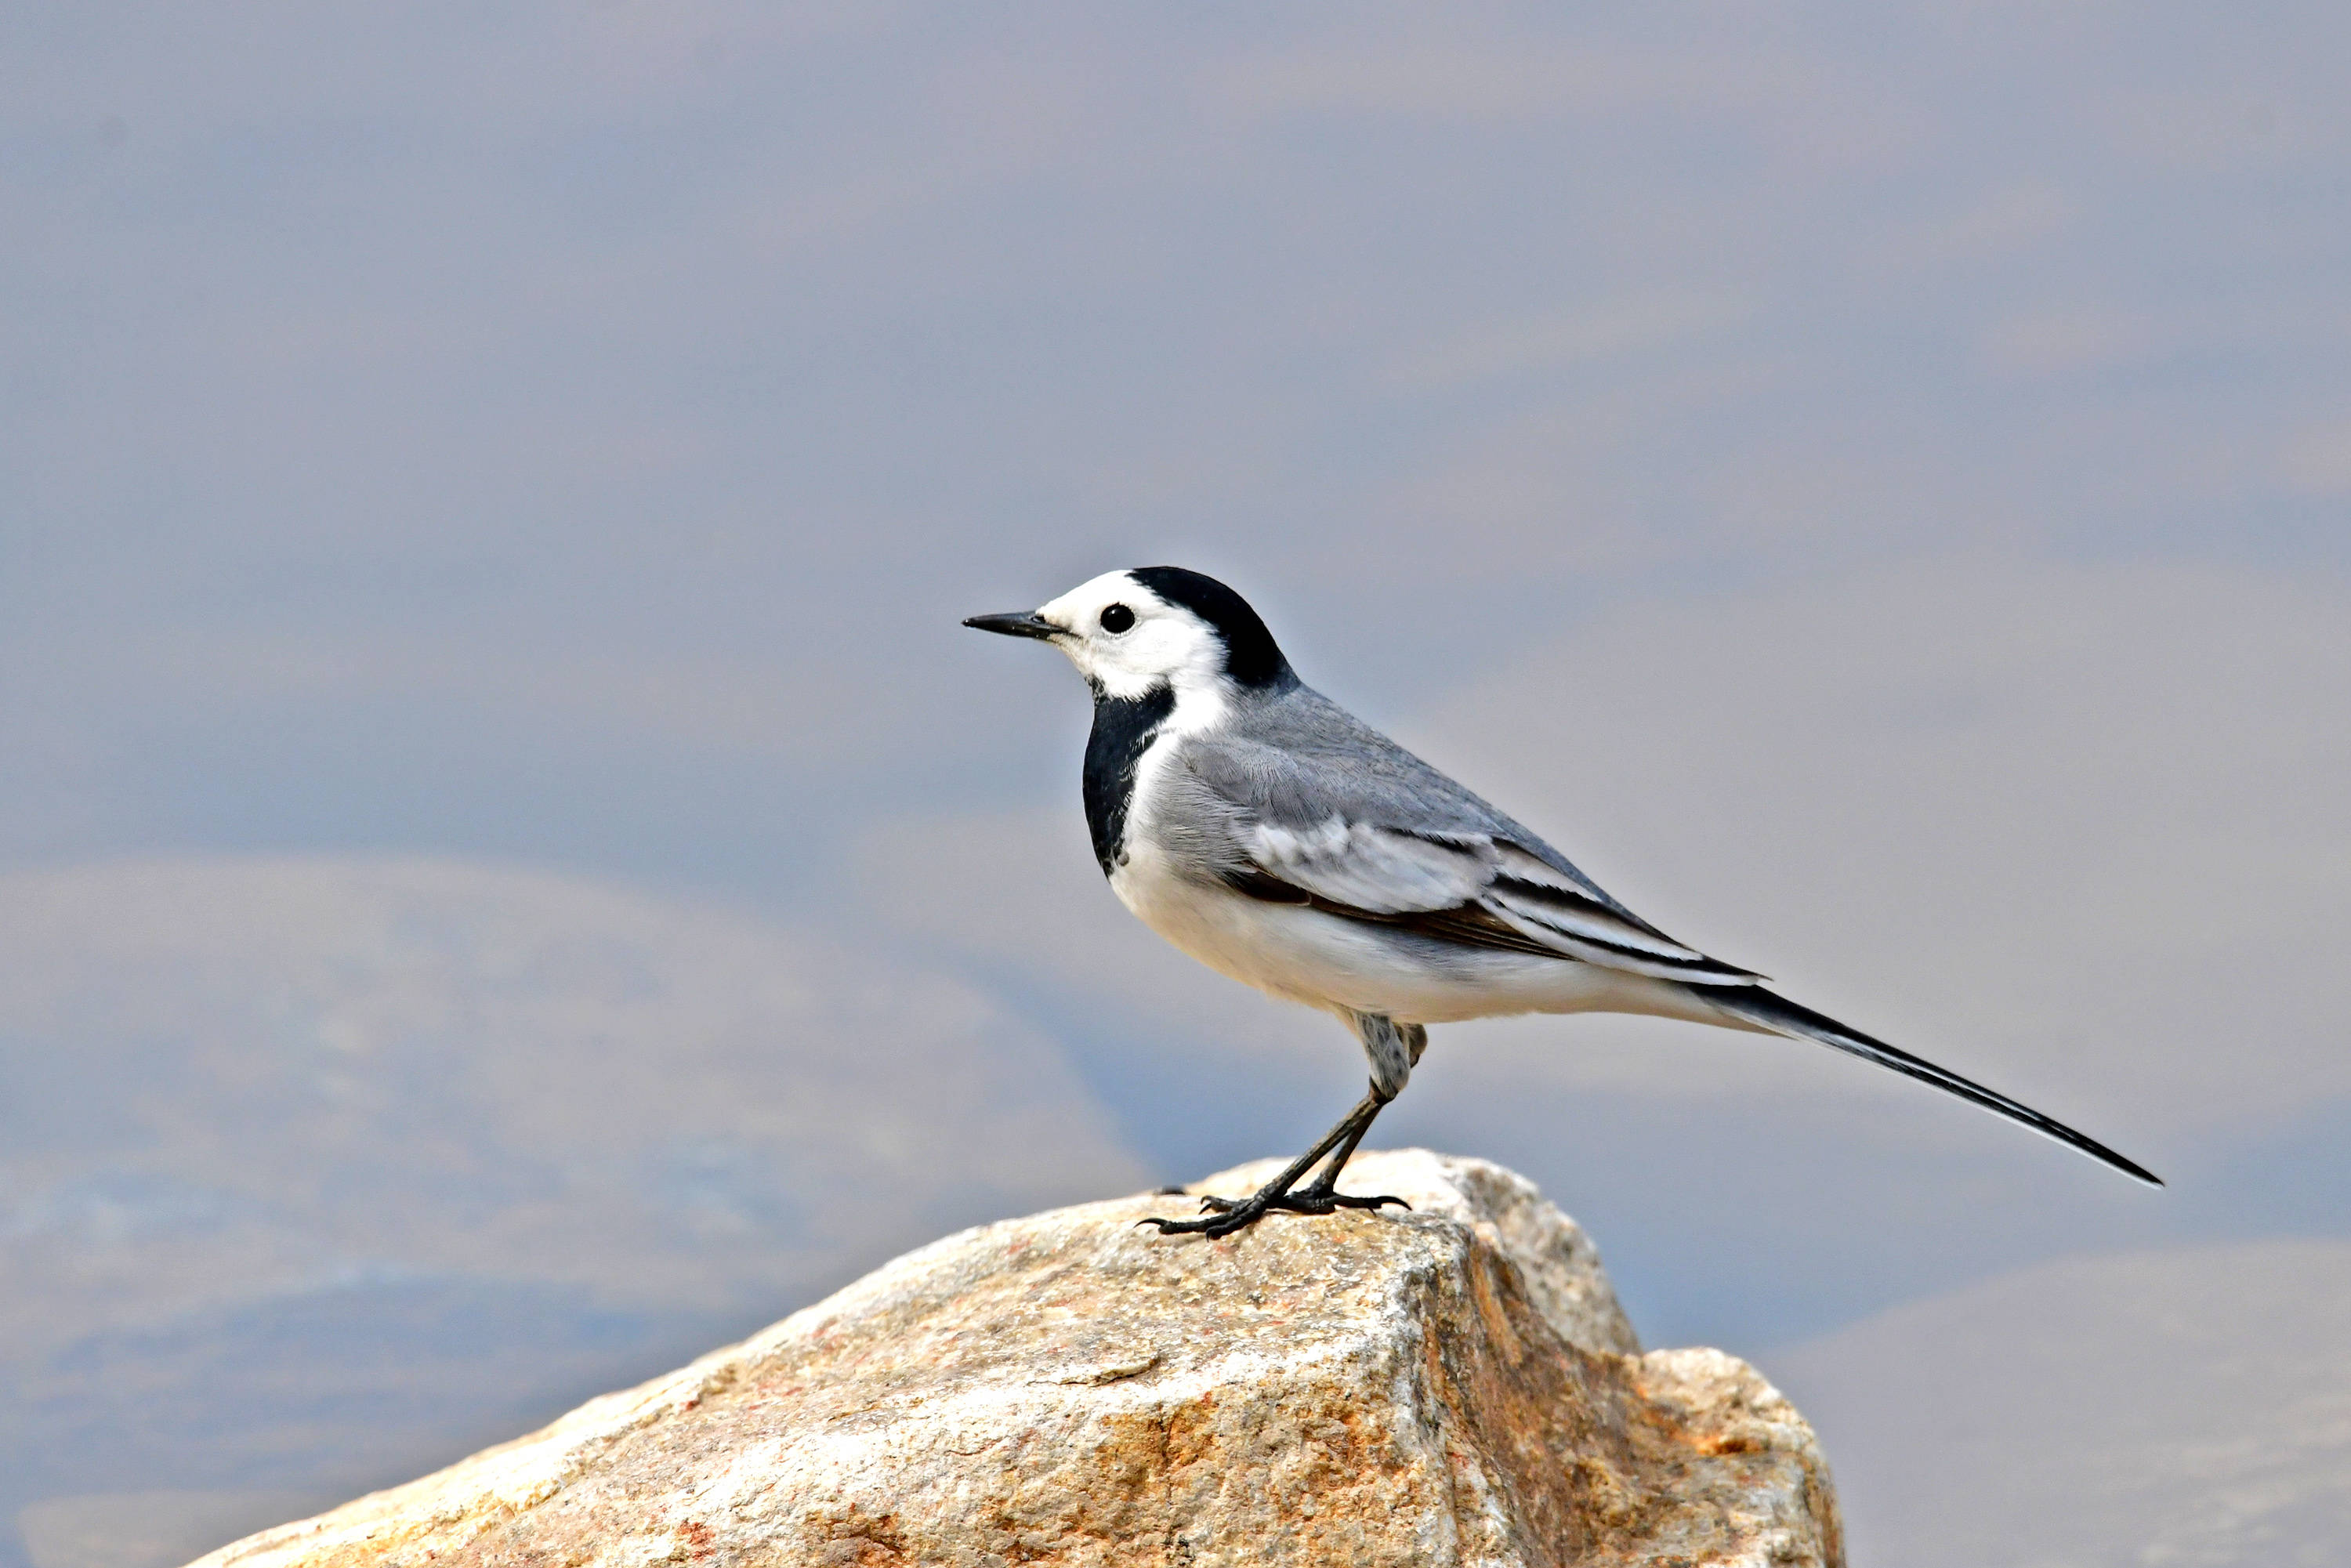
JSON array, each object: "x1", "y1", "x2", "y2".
[{"x1": 1107, "y1": 838, "x2": 1719, "y2": 1027}]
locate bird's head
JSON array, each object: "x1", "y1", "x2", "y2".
[{"x1": 964, "y1": 567, "x2": 1294, "y2": 703}]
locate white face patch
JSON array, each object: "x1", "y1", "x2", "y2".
[{"x1": 1034, "y1": 570, "x2": 1232, "y2": 713}]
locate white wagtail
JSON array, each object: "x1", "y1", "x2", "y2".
[{"x1": 967, "y1": 566, "x2": 2159, "y2": 1237}]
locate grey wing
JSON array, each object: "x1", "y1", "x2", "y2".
[{"x1": 1173, "y1": 692, "x2": 1764, "y2": 986}]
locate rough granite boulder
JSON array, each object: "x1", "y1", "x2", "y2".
[{"x1": 189, "y1": 1150, "x2": 1842, "y2": 1567}]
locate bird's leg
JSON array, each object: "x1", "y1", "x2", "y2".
[
  {"x1": 1138, "y1": 1088, "x2": 1410, "y2": 1238},
  {"x1": 1284, "y1": 1021, "x2": 1424, "y2": 1207},
  {"x1": 1194, "y1": 1091, "x2": 1398, "y2": 1215},
  {"x1": 1139, "y1": 1014, "x2": 1421, "y2": 1240},
  {"x1": 1137, "y1": 1092, "x2": 1371, "y2": 1236},
  {"x1": 1287, "y1": 1096, "x2": 1385, "y2": 1204}
]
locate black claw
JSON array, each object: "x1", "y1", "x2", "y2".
[
  {"x1": 1136, "y1": 1189, "x2": 1410, "y2": 1239},
  {"x1": 1277, "y1": 1189, "x2": 1411, "y2": 1217},
  {"x1": 1138, "y1": 1206, "x2": 1262, "y2": 1239},
  {"x1": 1274, "y1": 1187, "x2": 1410, "y2": 1215}
]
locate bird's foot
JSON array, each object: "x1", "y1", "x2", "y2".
[
  {"x1": 1139, "y1": 1184, "x2": 1409, "y2": 1238},
  {"x1": 1197, "y1": 1186, "x2": 1409, "y2": 1216}
]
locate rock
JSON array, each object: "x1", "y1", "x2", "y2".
[{"x1": 189, "y1": 1150, "x2": 1842, "y2": 1568}]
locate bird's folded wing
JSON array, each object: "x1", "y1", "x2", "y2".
[{"x1": 1183, "y1": 738, "x2": 1762, "y2": 984}]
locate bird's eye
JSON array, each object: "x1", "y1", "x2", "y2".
[{"x1": 1099, "y1": 603, "x2": 1136, "y2": 634}]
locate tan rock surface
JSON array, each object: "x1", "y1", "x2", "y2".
[{"x1": 189, "y1": 1150, "x2": 1841, "y2": 1568}]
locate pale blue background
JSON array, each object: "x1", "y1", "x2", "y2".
[{"x1": 5, "y1": 5, "x2": 2349, "y2": 1563}]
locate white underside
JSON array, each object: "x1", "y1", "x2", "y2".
[{"x1": 1110, "y1": 838, "x2": 1741, "y2": 1030}]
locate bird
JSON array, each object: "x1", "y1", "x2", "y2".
[{"x1": 965, "y1": 565, "x2": 2160, "y2": 1238}]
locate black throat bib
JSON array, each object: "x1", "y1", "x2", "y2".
[{"x1": 1081, "y1": 683, "x2": 1176, "y2": 875}]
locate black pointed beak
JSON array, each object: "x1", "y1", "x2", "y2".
[{"x1": 962, "y1": 610, "x2": 1061, "y2": 641}]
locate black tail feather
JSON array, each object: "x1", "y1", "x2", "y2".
[{"x1": 1690, "y1": 983, "x2": 2162, "y2": 1187}]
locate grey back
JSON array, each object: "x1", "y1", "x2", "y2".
[{"x1": 1168, "y1": 682, "x2": 1636, "y2": 918}]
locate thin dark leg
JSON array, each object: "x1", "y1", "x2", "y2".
[
  {"x1": 1193, "y1": 1092, "x2": 1383, "y2": 1215},
  {"x1": 1139, "y1": 1087, "x2": 1411, "y2": 1239},
  {"x1": 1293, "y1": 1100, "x2": 1382, "y2": 1199}
]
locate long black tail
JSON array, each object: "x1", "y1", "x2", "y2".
[{"x1": 1689, "y1": 983, "x2": 2161, "y2": 1186}]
